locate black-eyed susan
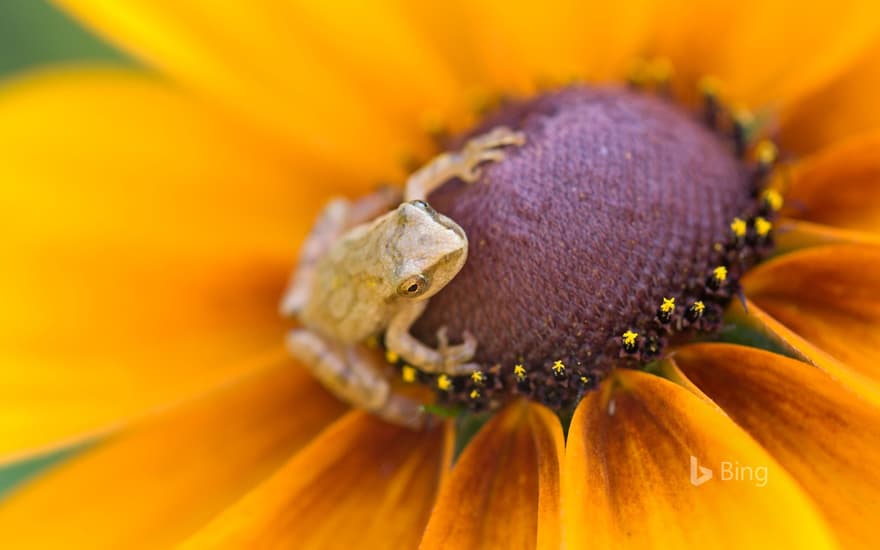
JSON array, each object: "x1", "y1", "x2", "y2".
[{"x1": 1, "y1": 1, "x2": 880, "y2": 549}]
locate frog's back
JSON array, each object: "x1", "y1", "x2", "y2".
[{"x1": 299, "y1": 213, "x2": 397, "y2": 343}]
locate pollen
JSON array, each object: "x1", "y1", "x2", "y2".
[
  {"x1": 656, "y1": 296, "x2": 676, "y2": 323},
  {"x1": 732, "y1": 107, "x2": 756, "y2": 156},
  {"x1": 469, "y1": 389, "x2": 481, "y2": 399},
  {"x1": 755, "y1": 139, "x2": 778, "y2": 165},
  {"x1": 471, "y1": 370, "x2": 486, "y2": 384},
  {"x1": 401, "y1": 365, "x2": 417, "y2": 383},
  {"x1": 514, "y1": 364, "x2": 527, "y2": 380},
  {"x1": 754, "y1": 216, "x2": 772, "y2": 237},
  {"x1": 437, "y1": 374, "x2": 451, "y2": 391},
  {"x1": 730, "y1": 217, "x2": 747, "y2": 238},
  {"x1": 698, "y1": 75, "x2": 721, "y2": 97},
  {"x1": 552, "y1": 360, "x2": 566, "y2": 375},
  {"x1": 713, "y1": 266, "x2": 728, "y2": 282},
  {"x1": 732, "y1": 106, "x2": 754, "y2": 127},
  {"x1": 686, "y1": 300, "x2": 707, "y2": 322},
  {"x1": 621, "y1": 330, "x2": 639, "y2": 354},
  {"x1": 761, "y1": 188, "x2": 784, "y2": 211},
  {"x1": 385, "y1": 349, "x2": 400, "y2": 364}
]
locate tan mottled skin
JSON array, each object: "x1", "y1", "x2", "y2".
[
  {"x1": 298, "y1": 202, "x2": 467, "y2": 344},
  {"x1": 280, "y1": 127, "x2": 525, "y2": 428}
]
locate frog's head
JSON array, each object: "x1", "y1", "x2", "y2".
[{"x1": 387, "y1": 200, "x2": 468, "y2": 302}]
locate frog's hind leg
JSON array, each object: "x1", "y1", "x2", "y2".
[
  {"x1": 405, "y1": 126, "x2": 526, "y2": 201},
  {"x1": 280, "y1": 186, "x2": 401, "y2": 316},
  {"x1": 385, "y1": 300, "x2": 479, "y2": 376},
  {"x1": 286, "y1": 329, "x2": 428, "y2": 429}
]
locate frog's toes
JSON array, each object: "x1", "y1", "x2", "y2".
[
  {"x1": 470, "y1": 126, "x2": 526, "y2": 149},
  {"x1": 462, "y1": 127, "x2": 526, "y2": 182},
  {"x1": 436, "y1": 327, "x2": 477, "y2": 365},
  {"x1": 462, "y1": 150, "x2": 506, "y2": 182},
  {"x1": 441, "y1": 361, "x2": 481, "y2": 377}
]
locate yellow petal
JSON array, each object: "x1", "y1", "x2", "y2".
[
  {"x1": 563, "y1": 369, "x2": 835, "y2": 549},
  {"x1": 744, "y1": 245, "x2": 880, "y2": 386},
  {"x1": 775, "y1": 219, "x2": 880, "y2": 256},
  {"x1": 655, "y1": 1, "x2": 880, "y2": 109},
  {"x1": 452, "y1": 0, "x2": 656, "y2": 90},
  {"x1": 55, "y1": 0, "x2": 425, "y2": 182},
  {"x1": 675, "y1": 343, "x2": 880, "y2": 549},
  {"x1": 184, "y1": 411, "x2": 447, "y2": 549},
  {"x1": 0, "y1": 67, "x2": 325, "y2": 454},
  {"x1": 268, "y1": 2, "x2": 463, "y2": 121},
  {"x1": 58, "y1": 0, "x2": 660, "y2": 162},
  {"x1": 419, "y1": 401, "x2": 563, "y2": 550},
  {"x1": 782, "y1": 40, "x2": 880, "y2": 153},
  {"x1": 781, "y1": 132, "x2": 880, "y2": 234},
  {"x1": 0, "y1": 357, "x2": 346, "y2": 548},
  {"x1": 725, "y1": 298, "x2": 880, "y2": 406}
]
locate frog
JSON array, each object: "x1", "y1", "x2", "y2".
[{"x1": 280, "y1": 126, "x2": 526, "y2": 428}]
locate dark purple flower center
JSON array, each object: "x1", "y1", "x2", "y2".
[{"x1": 399, "y1": 85, "x2": 776, "y2": 410}]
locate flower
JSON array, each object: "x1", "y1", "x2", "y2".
[{"x1": 1, "y1": 1, "x2": 880, "y2": 548}]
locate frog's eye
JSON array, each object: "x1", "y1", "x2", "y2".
[
  {"x1": 397, "y1": 274, "x2": 429, "y2": 298},
  {"x1": 409, "y1": 200, "x2": 437, "y2": 215}
]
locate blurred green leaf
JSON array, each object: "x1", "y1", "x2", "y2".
[
  {"x1": 452, "y1": 410, "x2": 493, "y2": 462},
  {"x1": 421, "y1": 402, "x2": 464, "y2": 418},
  {"x1": 711, "y1": 322, "x2": 801, "y2": 360},
  {"x1": 0, "y1": 440, "x2": 95, "y2": 501},
  {"x1": 0, "y1": 0, "x2": 132, "y2": 78}
]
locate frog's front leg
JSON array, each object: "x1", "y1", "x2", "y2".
[
  {"x1": 286, "y1": 329, "x2": 428, "y2": 429},
  {"x1": 385, "y1": 300, "x2": 479, "y2": 376},
  {"x1": 405, "y1": 126, "x2": 526, "y2": 201},
  {"x1": 281, "y1": 186, "x2": 401, "y2": 316}
]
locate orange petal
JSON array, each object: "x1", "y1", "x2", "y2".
[
  {"x1": 420, "y1": 400, "x2": 564, "y2": 550},
  {"x1": 563, "y1": 369, "x2": 835, "y2": 548},
  {"x1": 652, "y1": 357, "x2": 720, "y2": 409},
  {"x1": 775, "y1": 219, "x2": 880, "y2": 256},
  {"x1": 0, "y1": 357, "x2": 346, "y2": 547},
  {"x1": 725, "y1": 297, "x2": 880, "y2": 407},
  {"x1": 782, "y1": 40, "x2": 880, "y2": 153},
  {"x1": 0, "y1": 67, "x2": 326, "y2": 455},
  {"x1": 184, "y1": 411, "x2": 446, "y2": 549},
  {"x1": 655, "y1": 1, "x2": 880, "y2": 109},
  {"x1": 743, "y1": 245, "x2": 880, "y2": 387},
  {"x1": 675, "y1": 343, "x2": 880, "y2": 549},
  {"x1": 55, "y1": 0, "x2": 434, "y2": 182},
  {"x1": 781, "y1": 132, "x2": 880, "y2": 234}
]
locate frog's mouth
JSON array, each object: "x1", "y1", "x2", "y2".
[{"x1": 432, "y1": 211, "x2": 467, "y2": 246}]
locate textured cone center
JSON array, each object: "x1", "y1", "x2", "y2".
[{"x1": 413, "y1": 86, "x2": 753, "y2": 372}]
